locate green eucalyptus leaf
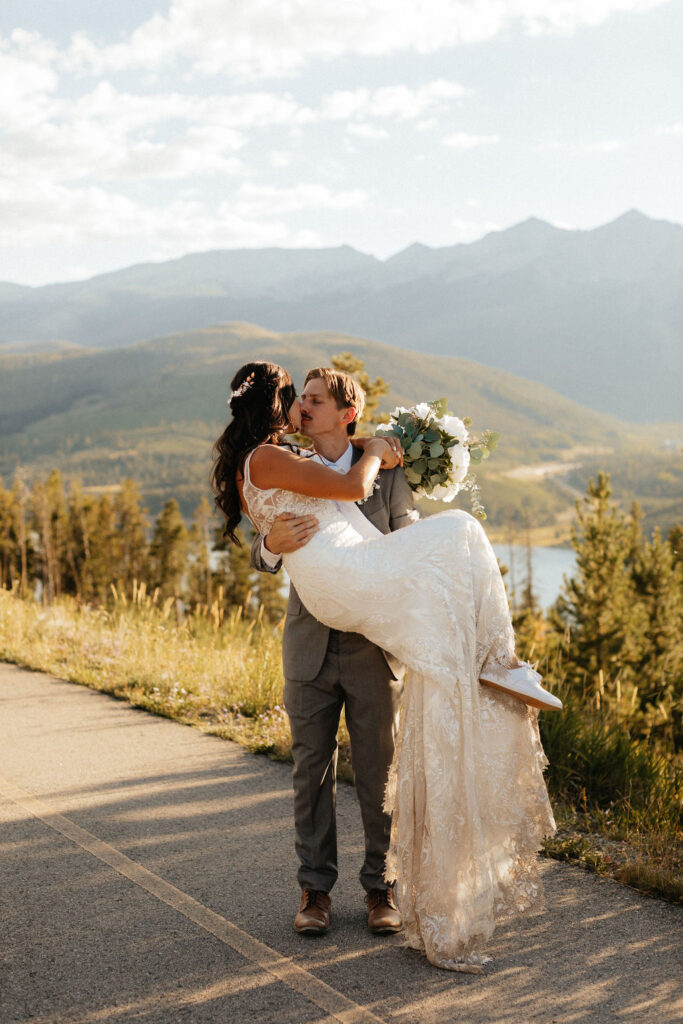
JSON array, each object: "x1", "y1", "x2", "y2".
[{"x1": 429, "y1": 442, "x2": 444, "y2": 458}]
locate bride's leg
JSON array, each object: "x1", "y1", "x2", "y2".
[{"x1": 458, "y1": 515, "x2": 563, "y2": 712}]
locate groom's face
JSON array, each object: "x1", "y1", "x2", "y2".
[{"x1": 300, "y1": 378, "x2": 355, "y2": 441}]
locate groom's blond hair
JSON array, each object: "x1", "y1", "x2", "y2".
[{"x1": 304, "y1": 367, "x2": 365, "y2": 436}]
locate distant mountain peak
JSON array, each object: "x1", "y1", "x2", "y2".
[{"x1": 502, "y1": 216, "x2": 559, "y2": 237}]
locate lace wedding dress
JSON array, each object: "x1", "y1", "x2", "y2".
[{"x1": 242, "y1": 449, "x2": 556, "y2": 972}]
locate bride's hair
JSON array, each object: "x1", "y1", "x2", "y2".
[{"x1": 211, "y1": 361, "x2": 297, "y2": 544}]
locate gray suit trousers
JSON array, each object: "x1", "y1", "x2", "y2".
[{"x1": 284, "y1": 629, "x2": 402, "y2": 894}]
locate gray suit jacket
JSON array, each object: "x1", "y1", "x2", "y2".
[{"x1": 250, "y1": 447, "x2": 418, "y2": 682}]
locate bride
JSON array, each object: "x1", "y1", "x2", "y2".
[{"x1": 212, "y1": 360, "x2": 557, "y2": 973}]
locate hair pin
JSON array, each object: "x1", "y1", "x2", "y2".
[{"x1": 229, "y1": 372, "x2": 255, "y2": 403}]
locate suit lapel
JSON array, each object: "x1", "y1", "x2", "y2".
[{"x1": 351, "y1": 444, "x2": 384, "y2": 519}]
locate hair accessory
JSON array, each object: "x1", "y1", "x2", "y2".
[{"x1": 228, "y1": 372, "x2": 255, "y2": 404}]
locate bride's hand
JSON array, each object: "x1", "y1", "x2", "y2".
[{"x1": 365, "y1": 436, "x2": 403, "y2": 469}]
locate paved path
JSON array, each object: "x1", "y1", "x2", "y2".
[{"x1": 1, "y1": 664, "x2": 681, "y2": 1024}]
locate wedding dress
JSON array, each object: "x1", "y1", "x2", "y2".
[{"x1": 242, "y1": 449, "x2": 556, "y2": 972}]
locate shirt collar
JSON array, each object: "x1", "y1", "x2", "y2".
[{"x1": 318, "y1": 442, "x2": 353, "y2": 472}]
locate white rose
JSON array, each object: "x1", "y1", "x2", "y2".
[
  {"x1": 429, "y1": 481, "x2": 459, "y2": 502},
  {"x1": 440, "y1": 415, "x2": 468, "y2": 445},
  {"x1": 449, "y1": 447, "x2": 470, "y2": 484},
  {"x1": 413, "y1": 402, "x2": 432, "y2": 421}
]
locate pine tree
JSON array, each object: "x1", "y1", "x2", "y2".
[
  {"x1": 149, "y1": 499, "x2": 189, "y2": 599},
  {"x1": 667, "y1": 524, "x2": 683, "y2": 570},
  {"x1": 31, "y1": 470, "x2": 68, "y2": 601},
  {"x1": 0, "y1": 476, "x2": 14, "y2": 588},
  {"x1": 63, "y1": 479, "x2": 93, "y2": 600},
  {"x1": 89, "y1": 496, "x2": 117, "y2": 602},
  {"x1": 212, "y1": 524, "x2": 254, "y2": 613},
  {"x1": 112, "y1": 479, "x2": 149, "y2": 591},
  {"x1": 630, "y1": 527, "x2": 683, "y2": 748},
  {"x1": 10, "y1": 471, "x2": 30, "y2": 595},
  {"x1": 186, "y1": 497, "x2": 214, "y2": 607},
  {"x1": 551, "y1": 472, "x2": 647, "y2": 694}
]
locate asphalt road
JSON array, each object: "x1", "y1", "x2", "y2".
[{"x1": 1, "y1": 663, "x2": 681, "y2": 1024}]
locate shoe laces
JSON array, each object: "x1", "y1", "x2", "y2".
[
  {"x1": 302, "y1": 889, "x2": 327, "y2": 909},
  {"x1": 367, "y1": 887, "x2": 397, "y2": 910}
]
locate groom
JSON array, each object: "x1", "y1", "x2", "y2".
[{"x1": 250, "y1": 367, "x2": 418, "y2": 936}]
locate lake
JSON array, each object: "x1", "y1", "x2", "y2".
[{"x1": 492, "y1": 544, "x2": 576, "y2": 610}]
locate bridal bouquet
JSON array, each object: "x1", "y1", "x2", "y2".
[{"x1": 375, "y1": 399, "x2": 498, "y2": 517}]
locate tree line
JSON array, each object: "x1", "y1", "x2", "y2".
[
  {"x1": 0, "y1": 470, "x2": 285, "y2": 621},
  {"x1": 514, "y1": 472, "x2": 682, "y2": 754},
  {"x1": 2, "y1": 466, "x2": 680, "y2": 752}
]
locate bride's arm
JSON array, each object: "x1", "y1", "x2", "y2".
[{"x1": 249, "y1": 440, "x2": 392, "y2": 501}]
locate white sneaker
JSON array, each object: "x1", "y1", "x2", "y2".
[{"x1": 480, "y1": 661, "x2": 563, "y2": 712}]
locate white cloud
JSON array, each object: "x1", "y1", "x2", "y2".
[
  {"x1": 656, "y1": 122, "x2": 683, "y2": 135},
  {"x1": 535, "y1": 136, "x2": 624, "y2": 153},
  {"x1": 0, "y1": 65, "x2": 468, "y2": 194},
  {"x1": 317, "y1": 79, "x2": 467, "y2": 124},
  {"x1": 0, "y1": 30, "x2": 60, "y2": 129},
  {"x1": 346, "y1": 123, "x2": 389, "y2": 140},
  {"x1": 233, "y1": 182, "x2": 368, "y2": 218},
  {"x1": 0, "y1": 177, "x2": 322, "y2": 253},
  {"x1": 268, "y1": 150, "x2": 295, "y2": 168},
  {"x1": 443, "y1": 132, "x2": 500, "y2": 149},
  {"x1": 585, "y1": 138, "x2": 623, "y2": 152},
  {"x1": 65, "y1": 0, "x2": 671, "y2": 79}
]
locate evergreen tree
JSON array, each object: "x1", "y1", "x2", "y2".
[
  {"x1": 0, "y1": 476, "x2": 14, "y2": 588},
  {"x1": 149, "y1": 499, "x2": 189, "y2": 599},
  {"x1": 212, "y1": 524, "x2": 254, "y2": 612},
  {"x1": 63, "y1": 479, "x2": 93, "y2": 600},
  {"x1": 667, "y1": 524, "x2": 683, "y2": 571},
  {"x1": 10, "y1": 472, "x2": 30, "y2": 595},
  {"x1": 630, "y1": 527, "x2": 683, "y2": 748},
  {"x1": 31, "y1": 470, "x2": 68, "y2": 601},
  {"x1": 89, "y1": 496, "x2": 117, "y2": 602},
  {"x1": 112, "y1": 479, "x2": 149, "y2": 591},
  {"x1": 551, "y1": 472, "x2": 647, "y2": 693},
  {"x1": 186, "y1": 496, "x2": 214, "y2": 607}
]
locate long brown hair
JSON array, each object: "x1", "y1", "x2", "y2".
[{"x1": 211, "y1": 361, "x2": 297, "y2": 544}]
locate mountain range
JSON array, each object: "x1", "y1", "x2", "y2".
[
  {"x1": 0, "y1": 322, "x2": 628, "y2": 517},
  {"x1": 2, "y1": 211, "x2": 681, "y2": 421}
]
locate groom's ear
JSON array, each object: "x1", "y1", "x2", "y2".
[{"x1": 341, "y1": 406, "x2": 357, "y2": 426}]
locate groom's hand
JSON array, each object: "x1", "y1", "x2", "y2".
[{"x1": 264, "y1": 512, "x2": 319, "y2": 554}]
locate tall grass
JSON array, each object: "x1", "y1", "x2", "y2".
[
  {"x1": 0, "y1": 584, "x2": 294, "y2": 756},
  {"x1": 0, "y1": 586, "x2": 679, "y2": 899}
]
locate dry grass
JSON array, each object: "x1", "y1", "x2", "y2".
[{"x1": 0, "y1": 586, "x2": 677, "y2": 901}]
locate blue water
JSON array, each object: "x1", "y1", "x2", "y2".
[{"x1": 492, "y1": 544, "x2": 576, "y2": 610}]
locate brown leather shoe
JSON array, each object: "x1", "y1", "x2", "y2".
[
  {"x1": 294, "y1": 889, "x2": 331, "y2": 935},
  {"x1": 366, "y1": 887, "x2": 402, "y2": 934}
]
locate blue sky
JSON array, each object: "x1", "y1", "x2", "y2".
[{"x1": 1, "y1": 0, "x2": 681, "y2": 285}]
